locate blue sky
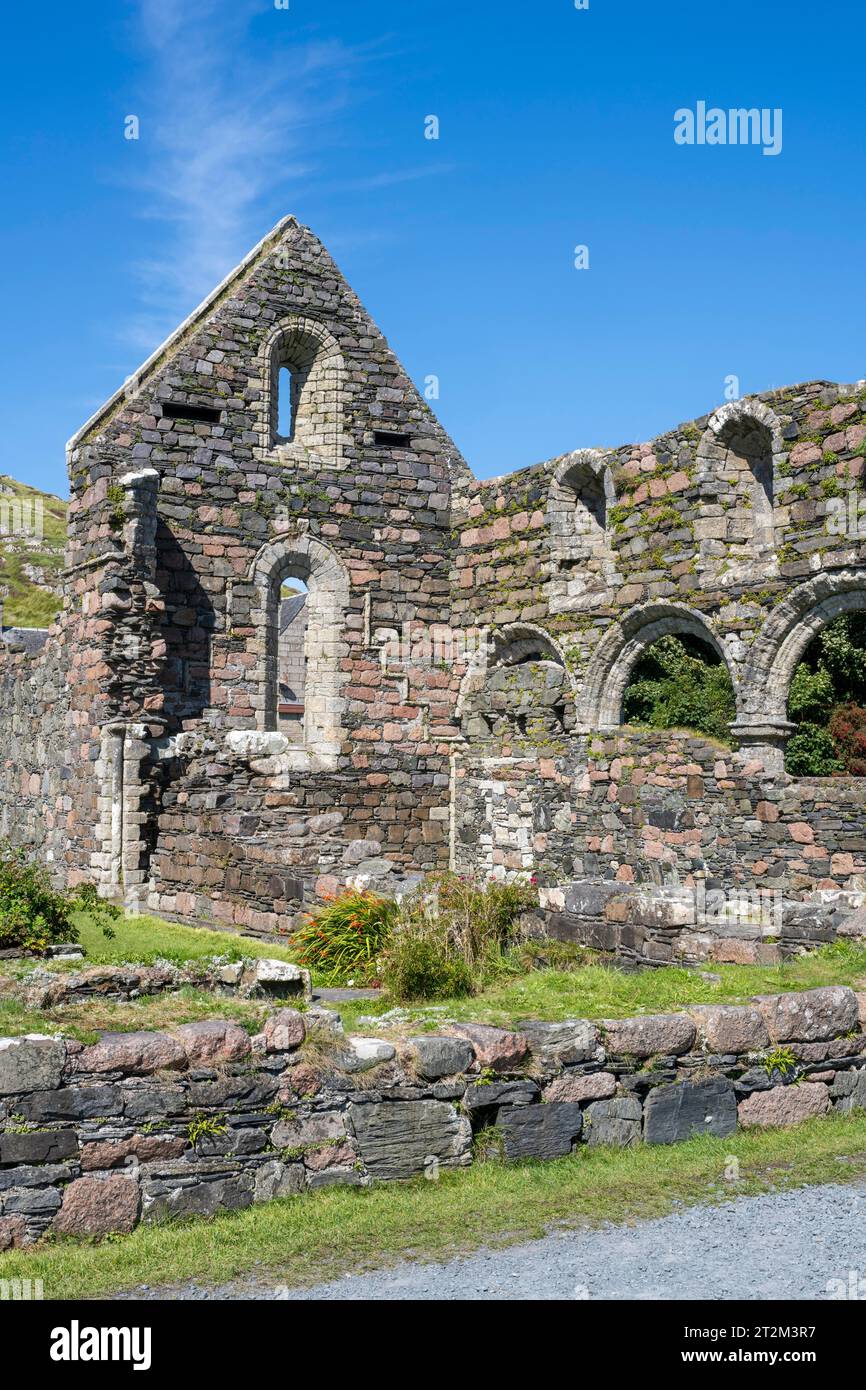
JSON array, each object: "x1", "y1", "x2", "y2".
[{"x1": 2, "y1": 0, "x2": 865, "y2": 497}]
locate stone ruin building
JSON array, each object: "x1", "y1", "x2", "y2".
[{"x1": 3, "y1": 214, "x2": 866, "y2": 966}]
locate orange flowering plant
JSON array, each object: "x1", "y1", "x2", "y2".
[{"x1": 292, "y1": 888, "x2": 398, "y2": 984}]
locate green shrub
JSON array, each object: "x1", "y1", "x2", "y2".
[
  {"x1": 785, "y1": 614, "x2": 866, "y2": 775},
  {"x1": 622, "y1": 634, "x2": 735, "y2": 742},
  {"x1": 292, "y1": 888, "x2": 398, "y2": 984},
  {"x1": 379, "y1": 872, "x2": 537, "y2": 1001},
  {"x1": 0, "y1": 843, "x2": 119, "y2": 952},
  {"x1": 379, "y1": 933, "x2": 473, "y2": 1001},
  {"x1": 784, "y1": 724, "x2": 843, "y2": 777}
]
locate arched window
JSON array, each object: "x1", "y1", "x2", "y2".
[
  {"x1": 259, "y1": 317, "x2": 346, "y2": 465},
  {"x1": 716, "y1": 414, "x2": 774, "y2": 550},
  {"x1": 459, "y1": 624, "x2": 575, "y2": 743},
  {"x1": 277, "y1": 579, "x2": 308, "y2": 740},
  {"x1": 548, "y1": 452, "x2": 617, "y2": 604},
  {"x1": 251, "y1": 535, "x2": 350, "y2": 763},
  {"x1": 695, "y1": 402, "x2": 782, "y2": 568}
]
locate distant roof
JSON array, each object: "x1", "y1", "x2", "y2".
[
  {"x1": 1, "y1": 627, "x2": 49, "y2": 655},
  {"x1": 279, "y1": 594, "x2": 307, "y2": 633}
]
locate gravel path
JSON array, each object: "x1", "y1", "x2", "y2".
[{"x1": 126, "y1": 1177, "x2": 866, "y2": 1301}]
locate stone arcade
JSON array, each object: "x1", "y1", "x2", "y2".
[{"x1": 2, "y1": 215, "x2": 866, "y2": 964}]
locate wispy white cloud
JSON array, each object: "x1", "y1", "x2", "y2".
[{"x1": 121, "y1": 0, "x2": 361, "y2": 353}]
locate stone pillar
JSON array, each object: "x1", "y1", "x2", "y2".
[
  {"x1": 730, "y1": 719, "x2": 795, "y2": 776},
  {"x1": 93, "y1": 717, "x2": 165, "y2": 908}
]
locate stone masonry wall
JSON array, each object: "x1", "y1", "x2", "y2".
[
  {"x1": 2, "y1": 213, "x2": 866, "y2": 955},
  {"x1": 454, "y1": 729, "x2": 866, "y2": 964},
  {"x1": 2, "y1": 984, "x2": 865, "y2": 1249}
]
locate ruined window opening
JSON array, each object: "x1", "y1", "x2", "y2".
[
  {"x1": 162, "y1": 401, "x2": 222, "y2": 424},
  {"x1": 784, "y1": 612, "x2": 866, "y2": 777},
  {"x1": 547, "y1": 455, "x2": 616, "y2": 601},
  {"x1": 275, "y1": 578, "x2": 308, "y2": 740},
  {"x1": 277, "y1": 367, "x2": 296, "y2": 441},
  {"x1": 717, "y1": 416, "x2": 774, "y2": 552},
  {"x1": 621, "y1": 633, "x2": 735, "y2": 743},
  {"x1": 373, "y1": 429, "x2": 411, "y2": 448}
]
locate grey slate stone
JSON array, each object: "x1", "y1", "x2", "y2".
[
  {"x1": 348, "y1": 1099, "x2": 471, "y2": 1180},
  {"x1": 584, "y1": 1097, "x2": 643, "y2": 1147},
  {"x1": 644, "y1": 1078, "x2": 737, "y2": 1145},
  {"x1": 0, "y1": 1129, "x2": 79, "y2": 1166},
  {"x1": 462, "y1": 1080, "x2": 539, "y2": 1112},
  {"x1": 0, "y1": 1037, "x2": 65, "y2": 1096},
  {"x1": 497, "y1": 1102, "x2": 583, "y2": 1160},
  {"x1": 410, "y1": 1036, "x2": 475, "y2": 1079}
]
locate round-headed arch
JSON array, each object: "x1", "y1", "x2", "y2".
[
  {"x1": 249, "y1": 533, "x2": 350, "y2": 752},
  {"x1": 256, "y1": 314, "x2": 347, "y2": 465},
  {"x1": 579, "y1": 601, "x2": 739, "y2": 731},
  {"x1": 741, "y1": 569, "x2": 866, "y2": 723}
]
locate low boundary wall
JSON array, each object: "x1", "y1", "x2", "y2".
[{"x1": 1, "y1": 984, "x2": 865, "y2": 1248}]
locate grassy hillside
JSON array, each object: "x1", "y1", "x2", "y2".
[{"x1": 0, "y1": 474, "x2": 66, "y2": 627}]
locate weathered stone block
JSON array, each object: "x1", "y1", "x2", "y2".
[
  {"x1": 348, "y1": 1099, "x2": 471, "y2": 1179},
  {"x1": 54, "y1": 1174, "x2": 140, "y2": 1237},
  {"x1": 447, "y1": 1022, "x2": 528, "y2": 1071},
  {"x1": 688, "y1": 1003, "x2": 769, "y2": 1053},
  {"x1": 0, "y1": 1036, "x2": 65, "y2": 1095},
  {"x1": 462, "y1": 1079, "x2": 538, "y2": 1112},
  {"x1": 602, "y1": 1013, "x2": 696, "y2": 1059},
  {"x1": 584, "y1": 1096, "x2": 642, "y2": 1147},
  {"x1": 497, "y1": 1102, "x2": 583, "y2": 1160},
  {"x1": 755, "y1": 987, "x2": 859, "y2": 1043},
  {"x1": 253, "y1": 1159, "x2": 305, "y2": 1202},
  {"x1": 738, "y1": 1081, "x2": 830, "y2": 1128},
  {"x1": 543, "y1": 1070, "x2": 617, "y2": 1104},
  {"x1": 175, "y1": 1020, "x2": 251, "y2": 1066},
  {"x1": 76, "y1": 1031, "x2": 187, "y2": 1076},
  {"x1": 262, "y1": 1009, "x2": 306, "y2": 1052},
  {"x1": 409, "y1": 1035, "x2": 474, "y2": 1079},
  {"x1": 644, "y1": 1078, "x2": 737, "y2": 1145},
  {"x1": 0, "y1": 1129, "x2": 79, "y2": 1166},
  {"x1": 521, "y1": 1019, "x2": 603, "y2": 1068}
]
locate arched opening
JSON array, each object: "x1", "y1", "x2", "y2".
[
  {"x1": 548, "y1": 452, "x2": 616, "y2": 603},
  {"x1": 622, "y1": 632, "x2": 736, "y2": 742},
  {"x1": 715, "y1": 413, "x2": 774, "y2": 550},
  {"x1": 251, "y1": 535, "x2": 349, "y2": 761},
  {"x1": 259, "y1": 317, "x2": 346, "y2": 465},
  {"x1": 785, "y1": 612, "x2": 866, "y2": 775},
  {"x1": 460, "y1": 626, "x2": 575, "y2": 743},
  {"x1": 580, "y1": 602, "x2": 738, "y2": 734},
  {"x1": 276, "y1": 578, "x2": 308, "y2": 740}
]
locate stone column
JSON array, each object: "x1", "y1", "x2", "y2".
[{"x1": 730, "y1": 719, "x2": 795, "y2": 776}]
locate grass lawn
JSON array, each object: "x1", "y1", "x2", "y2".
[
  {"x1": 335, "y1": 939, "x2": 866, "y2": 1035},
  {"x1": 0, "y1": 911, "x2": 304, "y2": 1041},
  {"x1": 3, "y1": 912, "x2": 866, "y2": 1041},
  {"x1": 71, "y1": 911, "x2": 300, "y2": 968},
  {"x1": 2, "y1": 1111, "x2": 866, "y2": 1299}
]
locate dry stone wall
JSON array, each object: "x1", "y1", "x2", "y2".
[{"x1": 2, "y1": 983, "x2": 865, "y2": 1249}]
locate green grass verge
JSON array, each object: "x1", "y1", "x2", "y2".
[
  {"x1": 72, "y1": 912, "x2": 300, "y2": 968},
  {"x1": 336, "y1": 939, "x2": 866, "y2": 1034},
  {"x1": 2, "y1": 1111, "x2": 866, "y2": 1300}
]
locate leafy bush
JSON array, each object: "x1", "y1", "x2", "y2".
[
  {"x1": 784, "y1": 724, "x2": 843, "y2": 777},
  {"x1": 0, "y1": 844, "x2": 118, "y2": 952},
  {"x1": 829, "y1": 703, "x2": 866, "y2": 776},
  {"x1": 785, "y1": 615, "x2": 866, "y2": 775},
  {"x1": 622, "y1": 634, "x2": 735, "y2": 742},
  {"x1": 292, "y1": 889, "x2": 398, "y2": 984},
  {"x1": 379, "y1": 933, "x2": 473, "y2": 1001},
  {"x1": 379, "y1": 872, "x2": 537, "y2": 1001}
]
